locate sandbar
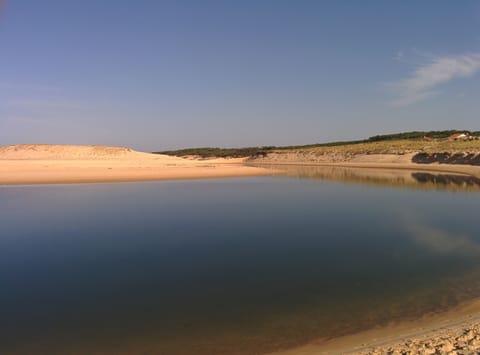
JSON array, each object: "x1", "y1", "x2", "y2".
[{"x1": 0, "y1": 144, "x2": 274, "y2": 185}]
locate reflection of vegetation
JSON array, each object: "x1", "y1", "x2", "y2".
[
  {"x1": 412, "y1": 173, "x2": 480, "y2": 187},
  {"x1": 156, "y1": 130, "x2": 480, "y2": 158},
  {"x1": 254, "y1": 165, "x2": 480, "y2": 192}
]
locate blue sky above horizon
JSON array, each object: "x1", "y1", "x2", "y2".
[{"x1": 1, "y1": 1, "x2": 480, "y2": 151}]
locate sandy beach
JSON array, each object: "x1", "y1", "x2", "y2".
[
  {"x1": 0, "y1": 144, "x2": 274, "y2": 185},
  {"x1": 270, "y1": 298, "x2": 480, "y2": 355},
  {"x1": 2, "y1": 144, "x2": 480, "y2": 186}
]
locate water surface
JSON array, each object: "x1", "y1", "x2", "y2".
[{"x1": 1, "y1": 170, "x2": 480, "y2": 354}]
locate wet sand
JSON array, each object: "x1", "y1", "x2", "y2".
[{"x1": 270, "y1": 298, "x2": 480, "y2": 354}]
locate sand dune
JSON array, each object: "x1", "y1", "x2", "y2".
[
  {"x1": 0, "y1": 144, "x2": 273, "y2": 185},
  {"x1": 0, "y1": 144, "x2": 168, "y2": 160}
]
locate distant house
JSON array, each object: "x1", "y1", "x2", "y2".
[{"x1": 448, "y1": 132, "x2": 469, "y2": 141}]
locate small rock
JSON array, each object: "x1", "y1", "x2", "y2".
[{"x1": 438, "y1": 342, "x2": 454, "y2": 352}]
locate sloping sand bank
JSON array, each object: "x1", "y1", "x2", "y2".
[
  {"x1": 249, "y1": 152, "x2": 480, "y2": 178},
  {"x1": 270, "y1": 299, "x2": 480, "y2": 355},
  {"x1": 0, "y1": 145, "x2": 274, "y2": 185}
]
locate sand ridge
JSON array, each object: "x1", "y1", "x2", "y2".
[{"x1": 0, "y1": 144, "x2": 169, "y2": 160}]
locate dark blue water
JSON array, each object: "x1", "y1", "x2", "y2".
[{"x1": 1, "y1": 173, "x2": 480, "y2": 354}]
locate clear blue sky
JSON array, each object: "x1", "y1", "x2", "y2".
[{"x1": 1, "y1": 1, "x2": 480, "y2": 151}]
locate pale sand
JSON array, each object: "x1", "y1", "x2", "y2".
[
  {"x1": 2, "y1": 145, "x2": 480, "y2": 185},
  {"x1": 0, "y1": 144, "x2": 274, "y2": 185},
  {"x1": 269, "y1": 298, "x2": 480, "y2": 355}
]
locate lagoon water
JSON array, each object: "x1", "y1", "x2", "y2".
[{"x1": 1, "y1": 168, "x2": 480, "y2": 354}]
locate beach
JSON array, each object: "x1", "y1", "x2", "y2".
[
  {"x1": 0, "y1": 144, "x2": 274, "y2": 185},
  {"x1": 2, "y1": 144, "x2": 480, "y2": 185},
  {"x1": 271, "y1": 299, "x2": 480, "y2": 355}
]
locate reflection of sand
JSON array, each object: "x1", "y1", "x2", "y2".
[
  {"x1": 250, "y1": 152, "x2": 480, "y2": 178},
  {"x1": 253, "y1": 164, "x2": 480, "y2": 192},
  {"x1": 0, "y1": 144, "x2": 274, "y2": 185}
]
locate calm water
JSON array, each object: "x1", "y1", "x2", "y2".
[{"x1": 1, "y1": 168, "x2": 480, "y2": 354}]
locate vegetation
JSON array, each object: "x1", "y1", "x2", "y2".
[
  {"x1": 297, "y1": 138, "x2": 480, "y2": 155},
  {"x1": 368, "y1": 130, "x2": 467, "y2": 141},
  {"x1": 156, "y1": 146, "x2": 276, "y2": 158},
  {"x1": 155, "y1": 130, "x2": 480, "y2": 158}
]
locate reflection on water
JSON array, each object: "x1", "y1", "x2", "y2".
[
  {"x1": 257, "y1": 164, "x2": 480, "y2": 192},
  {"x1": 1, "y1": 177, "x2": 480, "y2": 354},
  {"x1": 405, "y1": 217, "x2": 480, "y2": 257},
  {"x1": 412, "y1": 172, "x2": 480, "y2": 189}
]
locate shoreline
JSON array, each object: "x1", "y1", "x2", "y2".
[
  {"x1": 247, "y1": 160, "x2": 480, "y2": 181},
  {"x1": 1, "y1": 145, "x2": 479, "y2": 185},
  {"x1": 248, "y1": 160, "x2": 480, "y2": 178},
  {"x1": 0, "y1": 144, "x2": 277, "y2": 185},
  {"x1": 269, "y1": 297, "x2": 480, "y2": 355},
  {"x1": 249, "y1": 150, "x2": 480, "y2": 178},
  {"x1": 0, "y1": 158, "x2": 275, "y2": 185},
  {"x1": 2, "y1": 159, "x2": 480, "y2": 186}
]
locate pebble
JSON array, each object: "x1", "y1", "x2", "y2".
[{"x1": 355, "y1": 322, "x2": 480, "y2": 355}]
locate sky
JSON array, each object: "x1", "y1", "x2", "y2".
[{"x1": 1, "y1": 0, "x2": 480, "y2": 151}]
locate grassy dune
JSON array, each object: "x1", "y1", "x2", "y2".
[
  {"x1": 284, "y1": 139, "x2": 480, "y2": 155},
  {"x1": 159, "y1": 139, "x2": 480, "y2": 158}
]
